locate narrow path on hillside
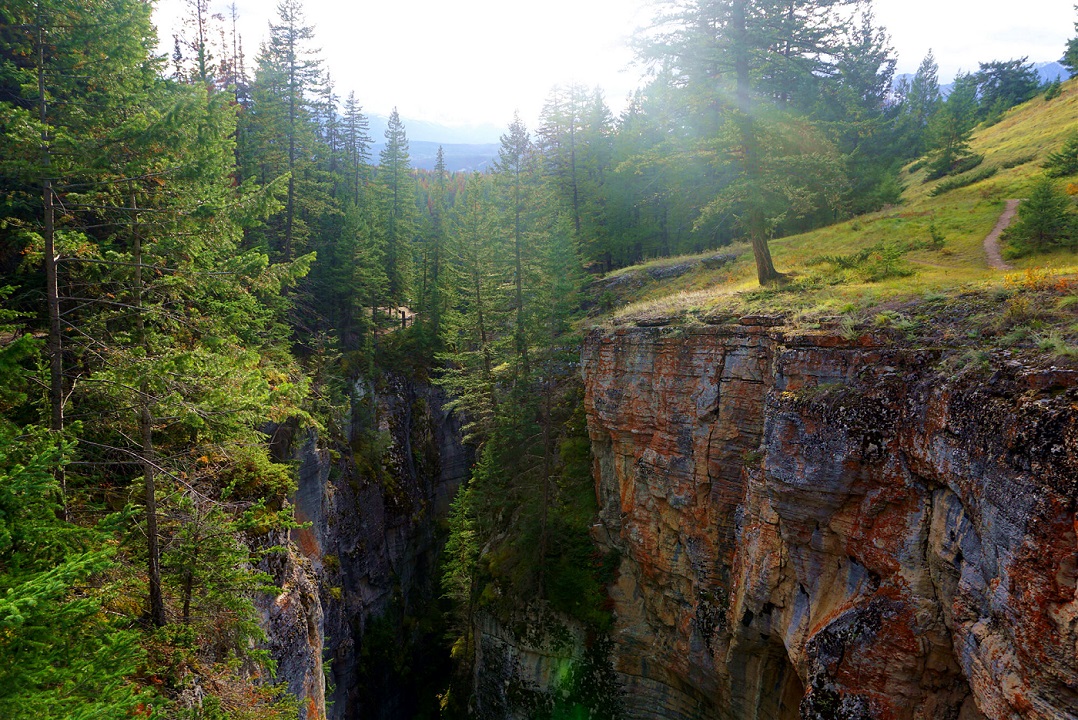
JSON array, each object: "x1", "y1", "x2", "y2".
[{"x1": 984, "y1": 199, "x2": 1020, "y2": 271}]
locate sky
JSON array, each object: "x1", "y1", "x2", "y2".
[{"x1": 152, "y1": 0, "x2": 1074, "y2": 132}]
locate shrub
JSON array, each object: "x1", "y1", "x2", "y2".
[
  {"x1": 1002, "y1": 176, "x2": 1076, "y2": 255},
  {"x1": 928, "y1": 166, "x2": 998, "y2": 196},
  {"x1": 1044, "y1": 131, "x2": 1078, "y2": 178},
  {"x1": 924, "y1": 153, "x2": 983, "y2": 182},
  {"x1": 811, "y1": 242, "x2": 914, "y2": 283},
  {"x1": 1001, "y1": 154, "x2": 1037, "y2": 169},
  {"x1": 1044, "y1": 81, "x2": 1063, "y2": 101},
  {"x1": 926, "y1": 221, "x2": 946, "y2": 249}
]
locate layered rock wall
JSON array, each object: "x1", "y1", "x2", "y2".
[{"x1": 583, "y1": 325, "x2": 1077, "y2": 720}]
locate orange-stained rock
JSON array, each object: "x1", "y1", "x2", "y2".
[{"x1": 582, "y1": 326, "x2": 1078, "y2": 720}]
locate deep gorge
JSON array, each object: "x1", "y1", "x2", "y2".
[{"x1": 268, "y1": 321, "x2": 1078, "y2": 719}]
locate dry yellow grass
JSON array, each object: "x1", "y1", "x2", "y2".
[{"x1": 599, "y1": 77, "x2": 1078, "y2": 325}]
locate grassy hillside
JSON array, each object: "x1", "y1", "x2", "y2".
[{"x1": 591, "y1": 78, "x2": 1078, "y2": 362}]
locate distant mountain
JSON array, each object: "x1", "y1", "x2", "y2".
[
  {"x1": 368, "y1": 114, "x2": 505, "y2": 146},
  {"x1": 893, "y1": 60, "x2": 1072, "y2": 99},
  {"x1": 1035, "y1": 61, "x2": 1069, "y2": 84},
  {"x1": 369, "y1": 140, "x2": 499, "y2": 173},
  {"x1": 362, "y1": 114, "x2": 502, "y2": 171}
]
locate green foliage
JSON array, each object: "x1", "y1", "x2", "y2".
[
  {"x1": 1044, "y1": 131, "x2": 1078, "y2": 178},
  {"x1": 928, "y1": 166, "x2": 998, "y2": 196},
  {"x1": 0, "y1": 325, "x2": 149, "y2": 717},
  {"x1": 810, "y1": 242, "x2": 915, "y2": 283},
  {"x1": 1065, "y1": 30, "x2": 1078, "y2": 77},
  {"x1": 1003, "y1": 176, "x2": 1077, "y2": 254},
  {"x1": 377, "y1": 109, "x2": 419, "y2": 305},
  {"x1": 1044, "y1": 80, "x2": 1064, "y2": 101},
  {"x1": 974, "y1": 58, "x2": 1041, "y2": 118},
  {"x1": 925, "y1": 73, "x2": 979, "y2": 180}
]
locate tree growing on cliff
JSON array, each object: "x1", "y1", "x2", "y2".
[
  {"x1": 241, "y1": 0, "x2": 326, "y2": 259},
  {"x1": 493, "y1": 113, "x2": 538, "y2": 367},
  {"x1": 378, "y1": 108, "x2": 418, "y2": 306}
]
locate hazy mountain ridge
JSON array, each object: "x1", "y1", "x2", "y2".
[
  {"x1": 365, "y1": 114, "x2": 502, "y2": 171},
  {"x1": 894, "y1": 60, "x2": 1070, "y2": 97}
]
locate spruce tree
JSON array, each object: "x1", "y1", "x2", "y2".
[
  {"x1": 1065, "y1": 8, "x2": 1078, "y2": 76},
  {"x1": 638, "y1": 0, "x2": 879, "y2": 283},
  {"x1": 242, "y1": 0, "x2": 326, "y2": 259},
  {"x1": 378, "y1": 108, "x2": 418, "y2": 306},
  {"x1": 493, "y1": 113, "x2": 535, "y2": 369}
]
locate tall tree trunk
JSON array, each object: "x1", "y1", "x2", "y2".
[
  {"x1": 133, "y1": 190, "x2": 166, "y2": 628},
  {"x1": 513, "y1": 175, "x2": 529, "y2": 374},
  {"x1": 732, "y1": 0, "x2": 782, "y2": 285},
  {"x1": 38, "y1": 10, "x2": 66, "y2": 517}
]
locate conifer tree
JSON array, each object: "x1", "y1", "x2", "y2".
[
  {"x1": 343, "y1": 91, "x2": 373, "y2": 205},
  {"x1": 638, "y1": 0, "x2": 873, "y2": 283},
  {"x1": 2, "y1": 1, "x2": 308, "y2": 714},
  {"x1": 421, "y1": 146, "x2": 450, "y2": 338},
  {"x1": 439, "y1": 174, "x2": 501, "y2": 440},
  {"x1": 1065, "y1": 7, "x2": 1078, "y2": 76},
  {"x1": 926, "y1": 72, "x2": 979, "y2": 178},
  {"x1": 242, "y1": 0, "x2": 325, "y2": 259},
  {"x1": 903, "y1": 50, "x2": 942, "y2": 153},
  {"x1": 378, "y1": 108, "x2": 418, "y2": 306},
  {"x1": 493, "y1": 113, "x2": 535, "y2": 368}
]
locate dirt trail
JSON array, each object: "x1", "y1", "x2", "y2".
[{"x1": 984, "y1": 200, "x2": 1020, "y2": 270}]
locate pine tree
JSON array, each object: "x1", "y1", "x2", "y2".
[
  {"x1": 493, "y1": 113, "x2": 535, "y2": 368},
  {"x1": 377, "y1": 108, "x2": 418, "y2": 306},
  {"x1": 975, "y1": 58, "x2": 1040, "y2": 119},
  {"x1": 242, "y1": 0, "x2": 325, "y2": 259},
  {"x1": 925, "y1": 72, "x2": 979, "y2": 179},
  {"x1": 907, "y1": 52, "x2": 941, "y2": 136},
  {"x1": 1005, "y1": 176, "x2": 1076, "y2": 251},
  {"x1": 439, "y1": 174, "x2": 501, "y2": 440},
  {"x1": 638, "y1": 0, "x2": 872, "y2": 283},
  {"x1": 1064, "y1": 7, "x2": 1078, "y2": 76},
  {"x1": 1045, "y1": 131, "x2": 1078, "y2": 178},
  {"x1": 343, "y1": 91, "x2": 373, "y2": 206},
  {"x1": 421, "y1": 146, "x2": 450, "y2": 338}
]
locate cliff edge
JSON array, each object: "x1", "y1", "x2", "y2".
[{"x1": 583, "y1": 323, "x2": 1077, "y2": 719}]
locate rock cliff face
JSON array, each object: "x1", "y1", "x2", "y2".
[
  {"x1": 582, "y1": 324, "x2": 1077, "y2": 720},
  {"x1": 261, "y1": 376, "x2": 469, "y2": 719}
]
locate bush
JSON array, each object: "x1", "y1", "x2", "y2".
[
  {"x1": 1001, "y1": 154, "x2": 1037, "y2": 169},
  {"x1": 1002, "y1": 176, "x2": 1076, "y2": 255},
  {"x1": 811, "y1": 242, "x2": 914, "y2": 283},
  {"x1": 924, "y1": 153, "x2": 983, "y2": 182},
  {"x1": 929, "y1": 166, "x2": 998, "y2": 196},
  {"x1": 1044, "y1": 80, "x2": 1063, "y2": 101},
  {"x1": 1044, "y1": 131, "x2": 1078, "y2": 178}
]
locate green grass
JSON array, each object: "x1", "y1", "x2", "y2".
[{"x1": 592, "y1": 77, "x2": 1078, "y2": 348}]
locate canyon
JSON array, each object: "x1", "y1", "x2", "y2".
[
  {"x1": 263, "y1": 319, "x2": 1078, "y2": 719},
  {"x1": 582, "y1": 321, "x2": 1077, "y2": 719},
  {"x1": 261, "y1": 376, "x2": 469, "y2": 719}
]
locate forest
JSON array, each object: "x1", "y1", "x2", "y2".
[{"x1": 1, "y1": 0, "x2": 1075, "y2": 717}]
